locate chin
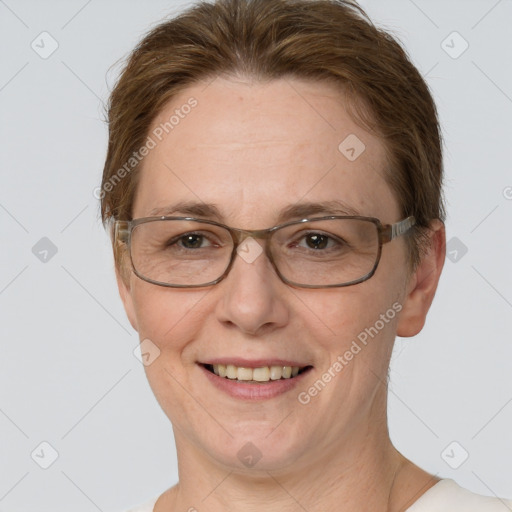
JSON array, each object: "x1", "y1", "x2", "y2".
[{"x1": 198, "y1": 426, "x2": 311, "y2": 473}]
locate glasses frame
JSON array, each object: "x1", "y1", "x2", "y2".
[{"x1": 114, "y1": 215, "x2": 416, "y2": 289}]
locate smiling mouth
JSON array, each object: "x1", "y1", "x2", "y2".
[{"x1": 202, "y1": 363, "x2": 313, "y2": 383}]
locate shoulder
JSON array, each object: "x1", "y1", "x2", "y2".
[
  {"x1": 407, "y1": 479, "x2": 512, "y2": 511},
  {"x1": 123, "y1": 496, "x2": 159, "y2": 512}
]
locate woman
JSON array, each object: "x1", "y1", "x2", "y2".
[{"x1": 99, "y1": 0, "x2": 511, "y2": 510}]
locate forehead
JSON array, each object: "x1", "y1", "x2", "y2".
[{"x1": 132, "y1": 77, "x2": 399, "y2": 226}]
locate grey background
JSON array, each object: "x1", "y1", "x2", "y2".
[{"x1": 0, "y1": 0, "x2": 511, "y2": 510}]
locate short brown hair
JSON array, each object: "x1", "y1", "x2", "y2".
[{"x1": 101, "y1": 0, "x2": 445, "y2": 275}]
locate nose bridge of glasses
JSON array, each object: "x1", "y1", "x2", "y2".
[
  {"x1": 229, "y1": 227, "x2": 276, "y2": 270},
  {"x1": 230, "y1": 226, "x2": 274, "y2": 246}
]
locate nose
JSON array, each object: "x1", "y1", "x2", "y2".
[{"x1": 214, "y1": 238, "x2": 289, "y2": 336}]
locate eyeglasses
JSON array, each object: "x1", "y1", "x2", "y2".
[{"x1": 114, "y1": 215, "x2": 416, "y2": 288}]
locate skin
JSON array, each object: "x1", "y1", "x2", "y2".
[{"x1": 116, "y1": 77, "x2": 446, "y2": 511}]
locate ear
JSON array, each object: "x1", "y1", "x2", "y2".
[
  {"x1": 115, "y1": 265, "x2": 139, "y2": 333},
  {"x1": 396, "y1": 219, "x2": 446, "y2": 337}
]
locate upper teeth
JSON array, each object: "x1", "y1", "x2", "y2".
[{"x1": 212, "y1": 364, "x2": 302, "y2": 382}]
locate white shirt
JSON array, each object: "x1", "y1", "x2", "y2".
[{"x1": 125, "y1": 479, "x2": 512, "y2": 511}]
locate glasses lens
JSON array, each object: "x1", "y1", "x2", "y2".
[
  {"x1": 272, "y1": 218, "x2": 379, "y2": 286},
  {"x1": 130, "y1": 220, "x2": 233, "y2": 286}
]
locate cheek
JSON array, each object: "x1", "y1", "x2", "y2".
[
  {"x1": 130, "y1": 284, "x2": 210, "y2": 423},
  {"x1": 130, "y1": 281, "x2": 207, "y2": 350},
  {"x1": 296, "y1": 281, "x2": 400, "y2": 340},
  {"x1": 294, "y1": 275, "x2": 404, "y2": 386}
]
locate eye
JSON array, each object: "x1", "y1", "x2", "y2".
[
  {"x1": 302, "y1": 233, "x2": 331, "y2": 250},
  {"x1": 179, "y1": 233, "x2": 208, "y2": 249},
  {"x1": 296, "y1": 232, "x2": 340, "y2": 250},
  {"x1": 168, "y1": 232, "x2": 217, "y2": 250}
]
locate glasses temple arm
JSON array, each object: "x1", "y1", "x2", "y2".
[
  {"x1": 381, "y1": 216, "x2": 416, "y2": 243},
  {"x1": 114, "y1": 220, "x2": 131, "y2": 244}
]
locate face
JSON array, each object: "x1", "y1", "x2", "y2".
[{"x1": 117, "y1": 77, "x2": 422, "y2": 474}]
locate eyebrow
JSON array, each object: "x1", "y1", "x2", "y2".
[
  {"x1": 148, "y1": 201, "x2": 224, "y2": 219},
  {"x1": 277, "y1": 200, "x2": 361, "y2": 222},
  {"x1": 148, "y1": 199, "x2": 362, "y2": 223}
]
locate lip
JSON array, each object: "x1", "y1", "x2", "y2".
[
  {"x1": 199, "y1": 358, "x2": 309, "y2": 368},
  {"x1": 198, "y1": 363, "x2": 313, "y2": 401}
]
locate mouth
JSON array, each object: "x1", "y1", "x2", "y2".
[{"x1": 200, "y1": 363, "x2": 313, "y2": 384}]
